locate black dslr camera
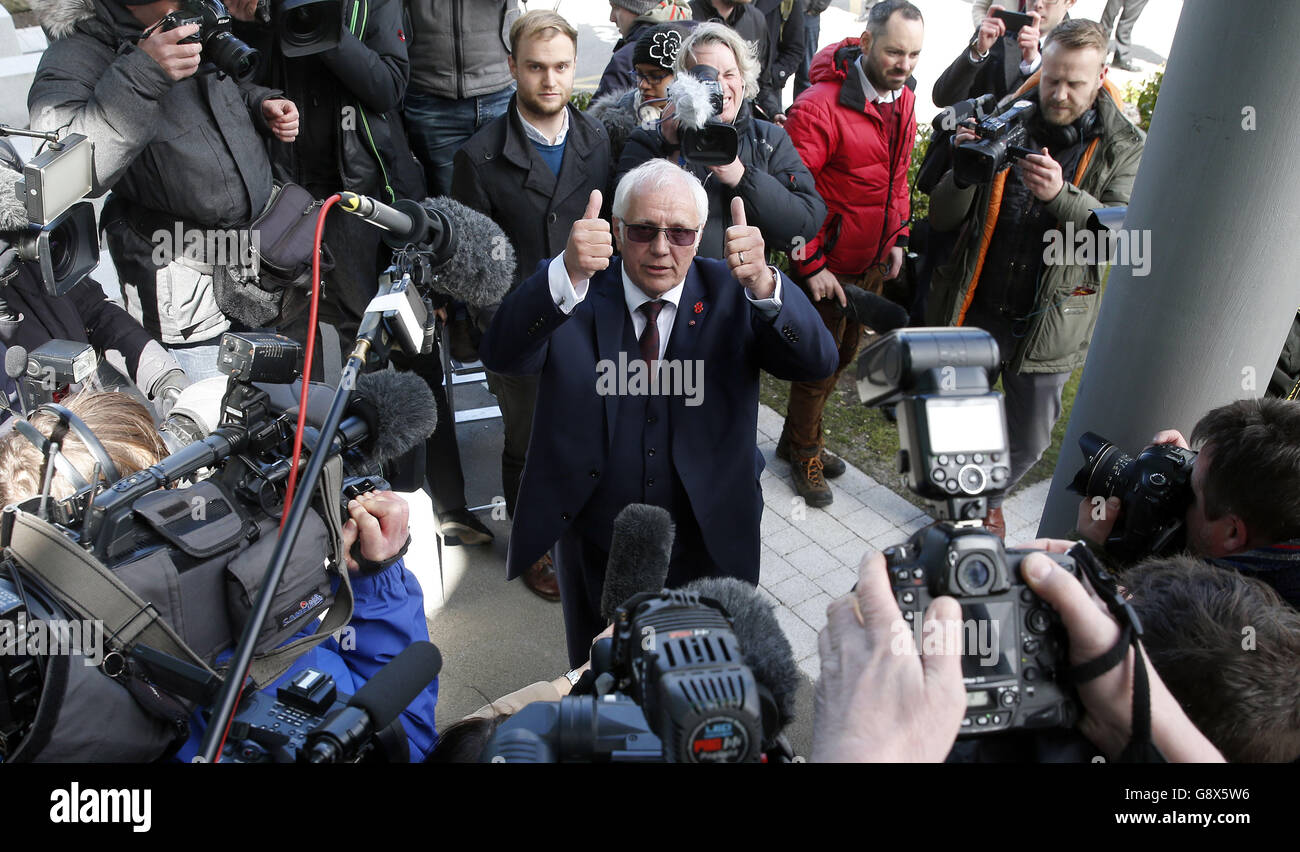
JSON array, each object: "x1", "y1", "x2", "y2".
[
  {"x1": 677, "y1": 65, "x2": 739, "y2": 167},
  {"x1": 484, "y1": 589, "x2": 773, "y2": 762},
  {"x1": 159, "y1": 0, "x2": 260, "y2": 84},
  {"x1": 952, "y1": 98, "x2": 1038, "y2": 188},
  {"x1": 856, "y1": 328, "x2": 1080, "y2": 735},
  {"x1": 1070, "y1": 432, "x2": 1197, "y2": 563}
]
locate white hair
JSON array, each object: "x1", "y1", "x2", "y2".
[
  {"x1": 612, "y1": 159, "x2": 708, "y2": 229},
  {"x1": 674, "y1": 21, "x2": 761, "y2": 101}
]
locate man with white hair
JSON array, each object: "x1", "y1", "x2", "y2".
[{"x1": 481, "y1": 159, "x2": 837, "y2": 664}]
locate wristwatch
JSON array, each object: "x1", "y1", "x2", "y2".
[{"x1": 563, "y1": 669, "x2": 582, "y2": 688}]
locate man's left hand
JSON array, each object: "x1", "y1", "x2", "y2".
[
  {"x1": 725, "y1": 196, "x2": 774, "y2": 299},
  {"x1": 1018, "y1": 11, "x2": 1042, "y2": 65},
  {"x1": 708, "y1": 156, "x2": 746, "y2": 188},
  {"x1": 340, "y1": 491, "x2": 410, "y2": 574},
  {"x1": 1019, "y1": 147, "x2": 1063, "y2": 201},
  {"x1": 263, "y1": 98, "x2": 299, "y2": 143}
]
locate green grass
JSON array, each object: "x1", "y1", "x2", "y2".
[{"x1": 759, "y1": 366, "x2": 1084, "y2": 509}]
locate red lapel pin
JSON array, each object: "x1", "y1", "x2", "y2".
[{"x1": 694, "y1": 301, "x2": 704, "y2": 314}]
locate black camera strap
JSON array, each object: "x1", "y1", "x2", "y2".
[{"x1": 1063, "y1": 543, "x2": 1165, "y2": 763}]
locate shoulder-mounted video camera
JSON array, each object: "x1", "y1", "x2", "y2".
[
  {"x1": 1, "y1": 129, "x2": 100, "y2": 298},
  {"x1": 484, "y1": 588, "x2": 780, "y2": 763}
]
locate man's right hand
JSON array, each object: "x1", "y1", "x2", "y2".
[
  {"x1": 806, "y1": 268, "x2": 846, "y2": 307},
  {"x1": 972, "y1": 6, "x2": 1007, "y2": 58},
  {"x1": 139, "y1": 23, "x2": 202, "y2": 82},
  {"x1": 1150, "y1": 429, "x2": 1191, "y2": 450},
  {"x1": 563, "y1": 189, "x2": 612, "y2": 285}
]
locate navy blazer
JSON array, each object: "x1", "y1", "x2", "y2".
[{"x1": 480, "y1": 256, "x2": 839, "y2": 583}]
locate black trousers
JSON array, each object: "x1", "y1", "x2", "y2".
[
  {"x1": 388, "y1": 341, "x2": 471, "y2": 516},
  {"x1": 553, "y1": 506, "x2": 722, "y2": 668},
  {"x1": 485, "y1": 369, "x2": 540, "y2": 517}
]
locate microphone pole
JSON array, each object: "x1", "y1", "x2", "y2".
[{"x1": 198, "y1": 320, "x2": 383, "y2": 763}]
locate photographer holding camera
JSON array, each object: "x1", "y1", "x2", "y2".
[
  {"x1": 925, "y1": 19, "x2": 1143, "y2": 539},
  {"x1": 0, "y1": 390, "x2": 441, "y2": 762},
  {"x1": 615, "y1": 21, "x2": 825, "y2": 263},
  {"x1": 933, "y1": 1, "x2": 1076, "y2": 109},
  {"x1": 811, "y1": 548, "x2": 1224, "y2": 762},
  {"x1": 28, "y1": 0, "x2": 298, "y2": 381},
  {"x1": 0, "y1": 140, "x2": 189, "y2": 421},
  {"x1": 1075, "y1": 398, "x2": 1300, "y2": 611}
]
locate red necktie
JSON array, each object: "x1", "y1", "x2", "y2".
[{"x1": 638, "y1": 301, "x2": 664, "y2": 364}]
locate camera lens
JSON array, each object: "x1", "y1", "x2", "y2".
[
  {"x1": 206, "y1": 31, "x2": 261, "y2": 84},
  {"x1": 955, "y1": 554, "x2": 995, "y2": 596},
  {"x1": 285, "y1": 6, "x2": 320, "y2": 39},
  {"x1": 1071, "y1": 431, "x2": 1134, "y2": 499}
]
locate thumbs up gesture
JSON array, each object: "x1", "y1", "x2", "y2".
[
  {"x1": 725, "y1": 196, "x2": 775, "y2": 299},
  {"x1": 563, "y1": 189, "x2": 613, "y2": 285}
]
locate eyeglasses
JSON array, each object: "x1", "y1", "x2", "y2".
[
  {"x1": 622, "y1": 223, "x2": 699, "y2": 246},
  {"x1": 635, "y1": 69, "x2": 672, "y2": 84}
]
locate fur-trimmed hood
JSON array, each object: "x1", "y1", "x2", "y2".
[
  {"x1": 33, "y1": 0, "x2": 100, "y2": 40},
  {"x1": 1, "y1": 153, "x2": 27, "y2": 233}
]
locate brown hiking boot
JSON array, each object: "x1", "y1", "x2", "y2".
[
  {"x1": 790, "y1": 448, "x2": 833, "y2": 508},
  {"x1": 776, "y1": 434, "x2": 846, "y2": 478}
]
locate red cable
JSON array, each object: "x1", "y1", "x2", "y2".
[
  {"x1": 215, "y1": 193, "x2": 339, "y2": 761},
  {"x1": 279, "y1": 193, "x2": 341, "y2": 531}
]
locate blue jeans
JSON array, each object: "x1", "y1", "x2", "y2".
[
  {"x1": 794, "y1": 12, "x2": 821, "y2": 99},
  {"x1": 167, "y1": 342, "x2": 224, "y2": 382},
  {"x1": 404, "y1": 85, "x2": 515, "y2": 197}
]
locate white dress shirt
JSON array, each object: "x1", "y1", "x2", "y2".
[
  {"x1": 545, "y1": 253, "x2": 784, "y2": 359},
  {"x1": 517, "y1": 105, "x2": 570, "y2": 146}
]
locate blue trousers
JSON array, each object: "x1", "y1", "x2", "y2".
[{"x1": 403, "y1": 85, "x2": 515, "y2": 197}]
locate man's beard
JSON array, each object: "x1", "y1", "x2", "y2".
[
  {"x1": 518, "y1": 88, "x2": 569, "y2": 119},
  {"x1": 863, "y1": 53, "x2": 907, "y2": 93}
]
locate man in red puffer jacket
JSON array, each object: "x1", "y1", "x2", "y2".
[{"x1": 778, "y1": 0, "x2": 924, "y2": 507}]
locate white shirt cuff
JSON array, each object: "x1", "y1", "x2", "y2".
[
  {"x1": 745, "y1": 267, "x2": 783, "y2": 320},
  {"x1": 548, "y1": 252, "x2": 590, "y2": 315},
  {"x1": 1019, "y1": 54, "x2": 1041, "y2": 76}
]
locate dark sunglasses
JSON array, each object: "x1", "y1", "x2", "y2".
[{"x1": 622, "y1": 224, "x2": 699, "y2": 246}]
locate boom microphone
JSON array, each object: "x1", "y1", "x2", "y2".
[
  {"x1": 842, "y1": 284, "x2": 909, "y2": 333},
  {"x1": 337, "y1": 192, "x2": 435, "y2": 249},
  {"x1": 349, "y1": 368, "x2": 438, "y2": 466},
  {"x1": 338, "y1": 193, "x2": 515, "y2": 308},
  {"x1": 305, "y1": 641, "x2": 442, "y2": 763},
  {"x1": 681, "y1": 576, "x2": 800, "y2": 734},
  {"x1": 600, "y1": 504, "x2": 676, "y2": 623}
]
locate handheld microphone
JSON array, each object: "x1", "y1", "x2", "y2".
[
  {"x1": 681, "y1": 576, "x2": 801, "y2": 736},
  {"x1": 306, "y1": 641, "x2": 442, "y2": 763},
  {"x1": 5, "y1": 344, "x2": 34, "y2": 415},
  {"x1": 600, "y1": 504, "x2": 676, "y2": 623}
]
